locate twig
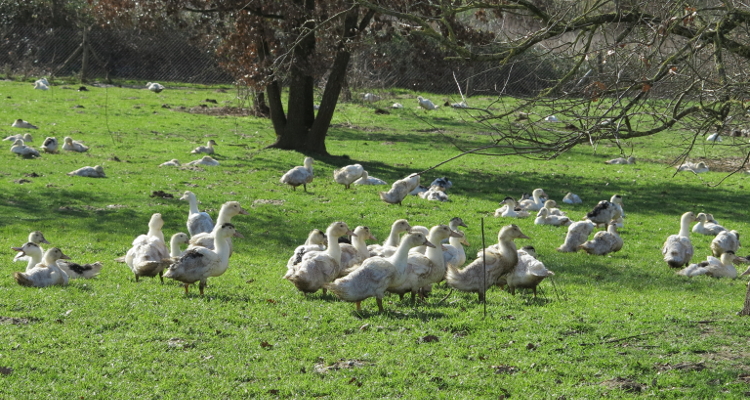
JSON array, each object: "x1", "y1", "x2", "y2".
[{"x1": 437, "y1": 289, "x2": 453, "y2": 305}]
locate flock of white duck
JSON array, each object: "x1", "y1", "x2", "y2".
[{"x1": 11, "y1": 191, "x2": 249, "y2": 294}]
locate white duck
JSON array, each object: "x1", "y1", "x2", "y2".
[
  {"x1": 11, "y1": 119, "x2": 38, "y2": 129},
  {"x1": 610, "y1": 194, "x2": 625, "y2": 218},
  {"x1": 3, "y1": 133, "x2": 33, "y2": 142},
  {"x1": 389, "y1": 225, "x2": 460, "y2": 301},
  {"x1": 125, "y1": 213, "x2": 170, "y2": 282},
  {"x1": 325, "y1": 232, "x2": 433, "y2": 312},
  {"x1": 556, "y1": 220, "x2": 595, "y2": 252},
  {"x1": 62, "y1": 137, "x2": 89, "y2": 152},
  {"x1": 711, "y1": 230, "x2": 740, "y2": 257},
  {"x1": 339, "y1": 226, "x2": 377, "y2": 274},
  {"x1": 677, "y1": 252, "x2": 742, "y2": 278},
  {"x1": 502, "y1": 246, "x2": 554, "y2": 296},
  {"x1": 585, "y1": 199, "x2": 618, "y2": 228},
  {"x1": 403, "y1": 173, "x2": 421, "y2": 193},
  {"x1": 285, "y1": 229, "x2": 328, "y2": 274},
  {"x1": 430, "y1": 177, "x2": 453, "y2": 190},
  {"x1": 284, "y1": 221, "x2": 354, "y2": 295},
  {"x1": 191, "y1": 140, "x2": 217, "y2": 154},
  {"x1": 692, "y1": 213, "x2": 726, "y2": 236},
  {"x1": 543, "y1": 200, "x2": 567, "y2": 216},
  {"x1": 168, "y1": 232, "x2": 190, "y2": 258},
  {"x1": 10, "y1": 139, "x2": 40, "y2": 158},
  {"x1": 186, "y1": 156, "x2": 219, "y2": 166},
  {"x1": 11, "y1": 242, "x2": 43, "y2": 272},
  {"x1": 164, "y1": 223, "x2": 238, "y2": 295},
  {"x1": 368, "y1": 219, "x2": 412, "y2": 257},
  {"x1": 36, "y1": 77, "x2": 49, "y2": 86},
  {"x1": 333, "y1": 164, "x2": 365, "y2": 189},
  {"x1": 280, "y1": 156, "x2": 314, "y2": 191},
  {"x1": 41, "y1": 137, "x2": 58, "y2": 153},
  {"x1": 160, "y1": 159, "x2": 181, "y2": 167},
  {"x1": 419, "y1": 185, "x2": 450, "y2": 202},
  {"x1": 180, "y1": 191, "x2": 214, "y2": 237},
  {"x1": 13, "y1": 231, "x2": 50, "y2": 263},
  {"x1": 446, "y1": 225, "x2": 530, "y2": 302},
  {"x1": 67, "y1": 165, "x2": 105, "y2": 178},
  {"x1": 34, "y1": 80, "x2": 49, "y2": 90},
  {"x1": 662, "y1": 212, "x2": 697, "y2": 268},
  {"x1": 57, "y1": 258, "x2": 103, "y2": 279},
  {"x1": 14, "y1": 248, "x2": 70, "y2": 287},
  {"x1": 562, "y1": 192, "x2": 582, "y2": 204},
  {"x1": 534, "y1": 207, "x2": 572, "y2": 227},
  {"x1": 677, "y1": 161, "x2": 709, "y2": 173},
  {"x1": 442, "y1": 217, "x2": 470, "y2": 269},
  {"x1": 147, "y1": 82, "x2": 165, "y2": 92},
  {"x1": 189, "y1": 201, "x2": 248, "y2": 251},
  {"x1": 518, "y1": 188, "x2": 547, "y2": 211},
  {"x1": 354, "y1": 171, "x2": 387, "y2": 185},
  {"x1": 579, "y1": 222, "x2": 623, "y2": 255},
  {"x1": 494, "y1": 197, "x2": 530, "y2": 218},
  {"x1": 605, "y1": 156, "x2": 636, "y2": 164},
  {"x1": 379, "y1": 179, "x2": 410, "y2": 205},
  {"x1": 417, "y1": 96, "x2": 438, "y2": 110}
]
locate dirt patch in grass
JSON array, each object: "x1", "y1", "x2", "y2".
[
  {"x1": 176, "y1": 106, "x2": 263, "y2": 117},
  {"x1": 314, "y1": 359, "x2": 371, "y2": 374},
  {"x1": 0, "y1": 316, "x2": 36, "y2": 325},
  {"x1": 600, "y1": 377, "x2": 645, "y2": 393},
  {"x1": 648, "y1": 156, "x2": 750, "y2": 173}
]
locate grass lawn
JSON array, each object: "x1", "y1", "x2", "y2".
[{"x1": 0, "y1": 79, "x2": 749, "y2": 398}]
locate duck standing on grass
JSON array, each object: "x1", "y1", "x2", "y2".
[
  {"x1": 284, "y1": 222, "x2": 355, "y2": 295},
  {"x1": 164, "y1": 223, "x2": 239, "y2": 295},
  {"x1": 446, "y1": 225, "x2": 530, "y2": 302},
  {"x1": 325, "y1": 231, "x2": 434, "y2": 312},
  {"x1": 125, "y1": 213, "x2": 170, "y2": 283},
  {"x1": 662, "y1": 212, "x2": 697, "y2": 268},
  {"x1": 280, "y1": 156, "x2": 314, "y2": 191},
  {"x1": 333, "y1": 164, "x2": 365, "y2": 189}
]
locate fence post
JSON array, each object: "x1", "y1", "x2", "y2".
[{"x1": 80, "y1": 27, "x2": 90, "y2": 82}]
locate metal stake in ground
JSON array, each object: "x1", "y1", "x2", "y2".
[{"x1": 481, "y1": 217, "x2": 487, "y2": 317}]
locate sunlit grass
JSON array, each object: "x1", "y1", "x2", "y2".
[{"x1": 0, "y1": 79, "x2": 749, "y2": 398}]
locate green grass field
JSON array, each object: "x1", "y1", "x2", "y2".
[{"x1": 1, "y1": 79, "x2": 749, "y2": 398}]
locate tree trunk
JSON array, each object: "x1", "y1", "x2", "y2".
[
  {"x1": 266, "y1": 5, "x2": 373, "y2": 156},
  {"x1": 738, "y1": 282, "x2": 750, "y2": 316}
]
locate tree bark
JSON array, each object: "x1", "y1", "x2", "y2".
[{"x1": 739, "y1": 282, "x2": 750, "y2": 316}]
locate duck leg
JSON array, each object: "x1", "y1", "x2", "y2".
[
  {"x1": 355, "y1": 301, "x2": 361, "y2": 311},
  {"x1": 159, "y1": 271, "x2": 164, "y2": 284},
  {"x1": 135, "y1": 274, "x2": 140, "y2": 282},
  {"x1": 199, "y1": 280, "x2": 206, "y2": 296},
  {"x1": 183, "y1": 283, "x2": 190, "y2": 294},
  {"x1": 376, "y1": 298, "x2": 385, "y2": 312}
]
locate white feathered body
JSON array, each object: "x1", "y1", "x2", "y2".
[{"x1": 557, "y1": 221, "x2": 595, "y2": 252}]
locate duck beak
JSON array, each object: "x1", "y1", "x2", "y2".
[
  {"x1": 518, "y1": 233, "x2": 531, "y2": 239},
  {"x1": 459, "y1": 222, "x2": 468, "y2": 228},
  {"x1": 461, "y1": 238, "x2": 470, "y2": 246},
  {"x1": 742, "y1": 265, "x2": 750, "y2": 276},
  {"x1": 423, "y1": 239, "x2": 436, "y2": 248},
  {"x1": 179, "y1": 195, "x2": 188, "y2": 201},
  {"x1": 239, "y1": 208, "x2": 249, "y2": 215},
  {"x1": 347, "y1": 230, "x2": 357, "y2": 237},
  {"x1": 441, "y1": 244, "x2": 448, "y2": 251},
  {"x1": 449, "y1": 230, "x2": 462, "y2": 238},
  {"x1": 369, "y1": 234, "x2": 377, "y2": 241},
  {"x1": 233, "y1": 231, "x2": 245, "y2": 238},
  {"x1": 60, "y1": 253, "x2": 71, "y2": 260},
  {"x1": 11, "y1": 247, "x2": 24, "y2": 255},
  {"x1": 40, "y1": 237, "x2": 50, "y2": 244}
]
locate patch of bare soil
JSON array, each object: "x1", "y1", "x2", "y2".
[
  {"x1": 652, "y1": 156, "x2": 750, "y2": 173},
  {"x1": 330, "y1": 123, "x2": 385, "y2": 132},
  {"x1": 176, "y1": 105, "x2": 264, "y2": 117},
  {"x1": 314, "y1": 359, "x2": 371, "y2": 374},
  {"x1": 655, "y1": 361, "x2": 706, "y2": 372},
  {"x1": 600, "y1": 377, "x2": 645, "y2": 393}
]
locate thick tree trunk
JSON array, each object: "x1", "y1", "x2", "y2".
[
  {"x1": 738, "y1": 282, "x2": 750, "y2": 316},
  {"x1": 267, "y1": 5, "x2": 374, "y2": 155}
]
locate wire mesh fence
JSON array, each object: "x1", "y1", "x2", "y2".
[{"x1": 0, "y1": 25, "x2": 564, "y2": 102}]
